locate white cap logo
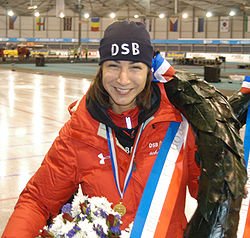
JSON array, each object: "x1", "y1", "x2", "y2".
[{"x1": 111, "y1": 43, "x2": 140, "y2": 56}]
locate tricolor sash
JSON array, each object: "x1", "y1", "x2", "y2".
[
  {"x1": 240, "y1": 76, "x2": 250, "y2": 94},
  {"x1": 130, "y1": 117, "x2": 189, "y2": 238},
  {"x1": 152, "y1": 53, "x2": 176, "y2": 83},
  {"x1": 238, "y1": 104, "x2": 250, "y2": 238}
]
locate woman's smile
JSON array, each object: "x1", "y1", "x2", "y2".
[
  {"x1": 115, "y1": 87, "x2": 131, "y2": 95},
  {"x1": 102, "y1": 60, "x2": 148, "y2": 114}
]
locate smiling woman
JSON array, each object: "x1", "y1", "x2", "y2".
[
  {"x1": 87, "y1": 62, "x2": 153, "y2": 114},
  {"x1": 2, "y1": 21, "x2": 201, "y2": 238},
  {"x1": 2, "y1": 20, "x2": 245, "y2": 238},
  {"x1": 102, "y1": 61, "x2": 148, "y2": 114}
]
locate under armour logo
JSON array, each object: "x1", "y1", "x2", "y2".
[{"x1": 98, "y1": 153, "x2": 110, "y2": 164}]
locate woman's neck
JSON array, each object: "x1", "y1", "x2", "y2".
[
  {"x1": 108, "y1": 106, "x2": 139, "y2": 129},
  {"x1": 111, "y1": 105, "x2": 135, "y2": 114}
]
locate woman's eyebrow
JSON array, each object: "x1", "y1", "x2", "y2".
[{"x1": 129, "y1": 61, "x2": 140, "y2": 65}]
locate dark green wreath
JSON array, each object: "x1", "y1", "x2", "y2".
[{"x1": 164, "y1": 71, "x2": 248, "y2": 238}]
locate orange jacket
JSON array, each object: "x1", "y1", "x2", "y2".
[{"x1": 2, "y1": 84, "x2": 200, "y2": 238}]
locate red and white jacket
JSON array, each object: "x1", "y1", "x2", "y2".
[{"x1": 2, "y1": 84, "x2": 200, "y2": 238}]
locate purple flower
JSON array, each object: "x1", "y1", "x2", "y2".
[
  {"x1": 86, "y1": 206, "x2": 91, "y2": 216},
  {"x1": 93, "y1": 224, "x2": 107, "y2": 237},
  {"x1": 62, "y1": 203, "x2": 72, "y2": 214},
  {"x1": 74, "y1": 225, "x2": 81, "y2": 231},
  {"x1": 48, "y1": 224, "x2": 53, "y2": 230},
  {"x1": 67, "y1": 228, "x2": 76, "y2": 238},
  {"x1": 110, "y1": 225, "x2": 121, "y2": 235},
  {"x1": 100, "y1": 209, "x2": 107, "y2": 218},
  {"x1": 93, "y1": 226, "x2": 100, "y2": 235},
  {"x1": 66, "y1": 226, "x2": 80, "y2": 238},
  {"x1": 94, "y1": 210, "x2": 99, "y2": 216}
]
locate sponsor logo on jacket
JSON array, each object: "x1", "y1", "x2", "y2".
[
  {"x1": 98, "y1": 153, "x2": 110, "y2": 164},
  {"x1": 149, "y1": 140, "x2": 162, "y2": 156}
]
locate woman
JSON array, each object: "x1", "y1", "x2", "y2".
[{"x1": 2, "y1": 21, "x2": 200, "y2": 238}]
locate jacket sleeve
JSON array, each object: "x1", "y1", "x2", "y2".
[
  {"x1": 2, "y1": 122, "x2": 79, "y2": 238},
  {"x1": 186, "y1": 126, "x2": 200, "y2": 199}
]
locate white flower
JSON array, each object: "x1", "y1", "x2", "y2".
[
  {"x1": 77, "y1": 219, "x2": 99, "y2": 238},
  {"x1": 48, "y1": 214, "x2": 75, "y2": 236},
  {"x1": 86, "y1": 230, "x2": 100, "y2": 238},
  {"x1": 92, "y1": 217, "x2": 109, "y2": 234},
  {"x1": 60, "y1": 221, "x2": 75, "y2": 234},
  {"x1": 71, "y1": 232, "x2": 83, "y2": 238},
  {"x1": 49, "y1": 214, "x2": 65, "y2": 235},
  {"x1": 71, "y1": 191, "x2": 88, "y2": 217},
  {"x1": 88, "y1": 196, "x2": 113, "y2": 213},
  {"x1": 38, "y1": 192, "x2": 132, "y2": 238}
]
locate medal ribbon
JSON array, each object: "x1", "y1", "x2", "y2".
[
  {"x1": 238, "y1": 104, "x2": 250, "y2": 238},
  {"x1": 106, "y1": 123, "x2": 145, "y2": 200},
  {"x1": 130, "y1": 119, "x2": 189, "y2": 238}
]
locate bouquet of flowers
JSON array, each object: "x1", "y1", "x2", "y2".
[{"x1": 38, "y1": 191, "x2": 133, "y2": 238}]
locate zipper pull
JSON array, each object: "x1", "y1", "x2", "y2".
[{"x1": 126, "y1": 116, "x2": 132, "y2": 129}]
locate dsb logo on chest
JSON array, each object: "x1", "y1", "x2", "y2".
[{"x1": 111, "y1": 43, "x2": 140, "y2": 56}]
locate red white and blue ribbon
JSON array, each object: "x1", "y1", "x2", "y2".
[
  {"x1": 130, "y1": 117, "x2": 189, "y2": 238},
  {"x1": 241, "y1": 76, "x2": 250, "y2": 94},
  {"x1": 151, "y1": 53, "x2": 176, "y2": 83},
  {"x1": 106, "y1": 123, "x2": 145, "y2": 200},
  {"x1": 238, "y1": 104, "x2": 250, "y2": 238}
]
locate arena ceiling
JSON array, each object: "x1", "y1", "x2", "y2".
[{"x1": 0, "y1": 0, "x2": 250, "y2": 18}]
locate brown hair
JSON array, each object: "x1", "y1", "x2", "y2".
[{"x1": 86, "y1": 65, "x2": 153, "y2": 111}]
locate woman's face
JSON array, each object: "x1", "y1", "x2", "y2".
[{"x1": 102, "y1": 60, "x2": 148, "y2": 114}]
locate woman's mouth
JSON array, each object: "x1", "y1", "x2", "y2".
[{"x1": 115, "y1": 87, "x2": 131, "y2": 95}]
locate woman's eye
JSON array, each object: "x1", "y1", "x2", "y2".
[
  {"x1": 131, "y1": 66, "x2": 142, "y2": 70},
  {"x1": 108, "y1": 64, "x2": 119, "y2": 68}
]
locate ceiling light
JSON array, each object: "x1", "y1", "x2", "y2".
[
  {"x1": 229, "y1": 10, "x2": 236, "y2": 16},
  {"x1": 84, "y1": 13, "x2": 89, "y2": 18},
  {"x1": 7, "y1": 10, "x2": 14, "y2": 16},
  {"x1": 182, "y1": 13, "x2": 188, "y2": 19},
  {"x1": 110, "y1": 12, "x2": 116, "y2": 19},
  {"x1": 34, "y1": 11, "x2": 40, "y2": 17},
  {"x1": 206, "y1": 11, "x2": 212, "y2": 17},
  {"x1": 134, "y1": 14, "x2": 139, "y2": 19},
  {"x1": 59, "y1": 12, "x2": 65, "y2": 18},
  {"x1": 159, "y1": 13, "x2": 165, "y2": 19},
  {"x1": 28, "y1": 5, "x2": 37, "y2": 10}
]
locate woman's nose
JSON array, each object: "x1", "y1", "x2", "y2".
[{"x1": 117, "y1": 68, "x2": 130, "y2": 85}]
